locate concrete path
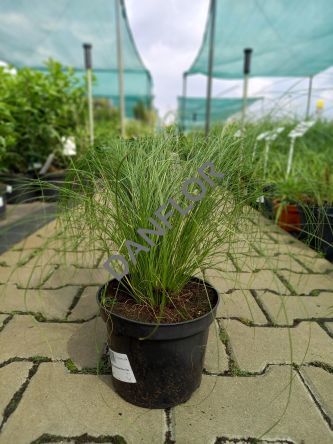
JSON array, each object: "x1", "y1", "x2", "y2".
[{"x1": 0, "y1": 211, "x2": 332, "y2": 444}]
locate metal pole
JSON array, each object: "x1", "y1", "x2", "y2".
[
  {"x1": 286, "y1": 137, "x2": 296, "y2": 178},
  {"x1": 205, "y1": 0, "x2": 216, "y2": 138},
  {"x1": 241, "y1": 48, "x2": 253, "y2": 133},
  {"x1": 115, "y1": 0, "x2": 125, "y2": 138},
  {"x1": 83, "y1": 43, "x2": 94, "y2": 145},
  {"x1": 305, "y1": 75, "x2": 313, "y2": 120},
  {"x1": 181, "y1": 73, "x2": 187, "y2": 132}
]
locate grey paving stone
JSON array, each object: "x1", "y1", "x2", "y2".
[
  {"x1": 300, "y1": 366, "x2": 333, "y2": 425},
  {"x1": 222, "y1": 320, "x2": 333, "y2": 372},
  {"x1": 0, "y1": 362, "x2": 164, "y2": 444},
  {"x1": 0, "y1": 315, "x2": 106, "y2": 369},
  {"x1": 233, "y1": 254, "x2": 305, "y2": 273},
  {"x1": 0, "y1": 361, "x2": 32, "y2": 423},
  {"x1": 44, "y1": 266, "x2": 109, "y2": 288},
  {"x1": 210, "y1": 255, "x2": 237, "y2": 272},
  {"x1": 257, "y1": 291, "x2": 333, "y2": 325},
  {"x1": 68, "y1": 286, "x2": 99, "y2": 321},
  {"x1": 204, "y1": 321, "x2": 228, "y2": 373},
  {"x1": 217, "y1": 290, "x2": 267, "y2": 324},
  {"x1": 11, "y1": 233, "x2": 50, "y2": 250},
  {"x1": 0, "y1": 284, "x2": 79, "y2": 319},
  {"x1": 216, "y1": 238, "x2": 259, "y2": 256},
  {"x1": 32, "y1": 220, "x2": 58, "y2": 238},
  {"x1": 0, "y1": 250, "x2": 33, "y2": 267},
  {"x1": 266, "y1": 230, "x2": 298, "y2": 244},
  {"x1": 30, "y1": 249, "x2": 103, "y2": 268},
  {"x1": 42, "y1": 441, "x2": 75, "y2": 444},
  {"x1": 294, "y1": 255, "x2": 333, "y2": 273},
  {"x1": 0, "y1": 265, "x2": 56, "y2": 288},
  {"x1": 174, "y1": 366, "x2": 333, "y2": 444},
  {"x1": 259, "y1": 239, "x2": 320, "y2": 258},
  {"x1": 205, "y1": 270, "x2": 289, "y2": 294},
  {"x1": 0, "y1": 314, "x2": 9, "y2": 329},
  {"x1": 279, "y1": 271, "x2": 333, "y2": 294},
  {"x1": 325, "y1": 322, "x2": 333, "y2": 336}
]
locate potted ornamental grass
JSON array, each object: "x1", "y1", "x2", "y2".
[{"x1": 51, "y1": 131, "x2": 260, "y2": 408}]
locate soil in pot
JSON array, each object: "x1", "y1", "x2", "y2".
[
  {"x1": 97, "y1": 276, "x2": 219, "y2": 409},
  {"x1": 0, "y1": 173, "x2": 37, "y2": 204},
  {"x1": 273, "y1": 200, "x2": 301, "y2": 233},
  {"x1": 0, "y1": 183, "x2": 6, "y2": 220}
]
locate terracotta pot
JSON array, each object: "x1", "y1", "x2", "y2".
[{"x1": 273, "y1": 200, "x2": 301, "y2": 232}]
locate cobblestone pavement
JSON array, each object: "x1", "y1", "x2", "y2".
[{"x1": 0, "y1": 211, "x2": 332, "y2": 444}]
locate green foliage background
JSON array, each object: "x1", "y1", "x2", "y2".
[{"x1": 0, "y1": 60, "x2": 86, "y2": 173}]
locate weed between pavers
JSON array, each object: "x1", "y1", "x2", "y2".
[
  {"x1": 64, "y1": 352, "x2": 111, "y2": 375},
  {"x1": 218, "y1": 325, "x2": 253, "y2": 377}
]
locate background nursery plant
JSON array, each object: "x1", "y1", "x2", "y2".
[{"x1": 0, "y1": 60, "x2": 86, "y2": 174}]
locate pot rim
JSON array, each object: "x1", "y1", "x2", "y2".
[{"x1": 97, "y1": 276, "x2": 219, "y2": 328}]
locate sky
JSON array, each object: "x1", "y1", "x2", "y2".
[{"x1": 125, "y1": 0, "x2": 333, "y2": 121}]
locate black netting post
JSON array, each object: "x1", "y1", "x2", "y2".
[
  {"x1": 241, "y1": 48, "x2": 253, "y2": 131},
  {"x1": 83, "y1": 43, "x2": 94, "y2": 145},
  {"x1": 205, "y1": 0, "x2": 217, "y2": 138}
]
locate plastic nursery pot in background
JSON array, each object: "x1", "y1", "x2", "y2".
[
  {"x1": 273, "y1": 200, "x2": 301, "y2": 233},
  {"x1": 97, "y1": 277, "x2": 219, "y2": 409},
  {"x1": 0, "y1": 183, "x2": 7, "y2": 220},
  {"x1": 261, "y1": 184, "x2": 277, "y2": 220},
  {"x1": 36, "y1": 171, "x2": 66, "y2": 202},
  {"x1": 299, "y1": 205, "x2": 333, "y2": 260},
  {"x1": 0, "y1": 173, "x2": 38, "y2": 204}
]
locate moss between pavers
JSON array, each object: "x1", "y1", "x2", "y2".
[
  {"x1": 64, "y1": 353, "x2": 111, "y2": 375},
  {"x1": 0, "y1": 363, "x2": 39, "y2": 432},
  {"x1": 218, "y1": 324, "x2": 253, "y2": 377},
  {"x1": 30, "y1": 433, "x2": 127, "y2": 444}
]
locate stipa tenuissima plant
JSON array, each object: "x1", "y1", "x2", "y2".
[{"x1": 45, "y1": 130, "x2": 263, "y2": 311}]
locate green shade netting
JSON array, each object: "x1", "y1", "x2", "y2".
[
  {"x1": 0, "y1": 0, "x2": 152, "y2": 114},
  {"x1": 109, "y1": 95, "x2": 152, "y2": 118},
  {"x1": 178, "y1": 96, "x2": 259, "y2": 130},
  {"x1": 187, "y1": 0, "x2": 333, "y2": 79}
]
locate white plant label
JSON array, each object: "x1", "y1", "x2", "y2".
[
  {"x1": 256, "y1": 131, "x2": 270, "y2": 141},
  {"x1": 109, "y1": 349, "x2": 136, "y2": 383},
  {"x1": 6, "y1": 185, "x2": 12, "y2": 193},
  {"x1": 62, "y1": 136, "x2": 77, "y2": 156},
  {"x1": 288, "y1": 120, "x2": 315, "y2": 139},
  {"x1": 256, "y1": 195, "x2": 265, "y2": 203},
  {"x1": 0, "y1": 197, "x2": 3, "y2": 207}
]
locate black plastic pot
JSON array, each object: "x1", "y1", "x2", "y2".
[
  {"x1": 255, "y1": 184, "x2": 276, "y2": 219},
  {"x1": 36, "y1": 171, "x2": 66, "y2": 202},
  {"x1": 0, "y1": 174, "x2": 37, "y2": 204},
  {"x1": 299, "y1": 205, "x2": 333, "y2": 260},
  {"x1": 97, "y1": 277, "x2": 219, "y2": 409},
  {"x1": 0, "y1": 183, "x2": 6, "y2": 220}
]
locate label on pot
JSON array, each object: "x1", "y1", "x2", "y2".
[
  {"x1": 0, "y1": 197, "x2": 3, "y2": 207},
  {"x1": 256, "y1": 195, "x2": 265, "y2": 203},
  {"x1": 6, "y1": 185, "x2": 12, "y2": 194},
  {"x1": 109, "y1": 349, "x2": 136, "y2": 383}
]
